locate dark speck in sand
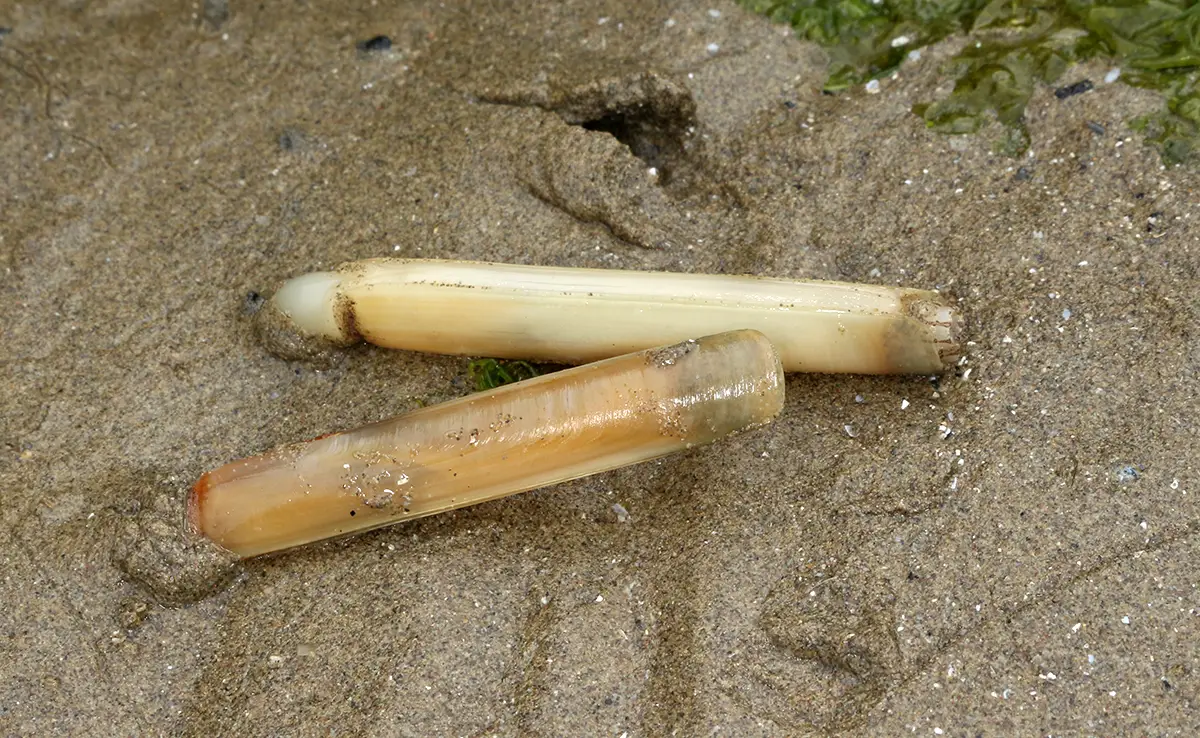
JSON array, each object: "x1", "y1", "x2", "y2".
[
  {"x1": 1087, "y1": 121, "x2": 1107, "y2": 136},
  {"x1": 357, "y1": 35, "x2": 392, "y2": 53},
  {"x1": 1054, "y1": 79, "x2": 1094, "y2": 100},
  {"x1": 278, "y1": 127, "x2": 307, "y2": 151},
  {"x1": 201, "y1": 0, "x2": 229, "y2": 29},
  {"x1": 243, "y1": 291, "x2": 265, "y2": 314},
  {"x1": 1014, "y1": 166, "x2": 1032, "y2": 181}
]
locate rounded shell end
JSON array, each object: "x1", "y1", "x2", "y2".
[
  {"x1": 253, "y1": 271, "x2": 360, "y2": 361},
  {"x1": 672, "y1": 329, "x2": 786, "y2": 440}
]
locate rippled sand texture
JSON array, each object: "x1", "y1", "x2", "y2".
[{"x1": 2, "y1": 1, "x2": 1197, "y2": 735}]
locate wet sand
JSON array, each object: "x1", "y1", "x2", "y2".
[{"x1": 1, "y1": 0, "x2": 1197, "y2": 735}]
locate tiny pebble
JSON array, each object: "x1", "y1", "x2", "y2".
[
  {"x1": 1121, "y1": 615, "x2": 1131, "y2": 624},
  {"x1": 1104, "y1": 68, "x2": 1121, "y2": 84},
  {"x1": 865, "y1": 79, "x2": 881, "y2": 94},
  {"x1": 706, "y1": 42, "x2": 720, "y2": 54},
  {"x1": 1115, "y1": 465, "x2": 1140, "y2": 483},
  {"x1": 900, "y1": 399, "x2": 910, "y2": 410}
]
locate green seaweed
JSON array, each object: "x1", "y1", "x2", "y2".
[
  {"x1": 467, "y1": 358, "x2": 541, "y2": 391},
  {"x1": 1125, "y1": 67, "x2": 1200, "y2": 164},
  {"x1": 740, "y1": 0, "x2": 987, "y2": 90},
  {"x1": 740, "y1": 0, "x2": 1200, "y2": 163}
]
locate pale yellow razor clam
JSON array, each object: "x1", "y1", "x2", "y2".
[
  {"x1": 189, "y1": 330, "x2": 785, "y2": 558},
  {"x1": 257, "y1": 258, "x2": 961, "y2": 375}
]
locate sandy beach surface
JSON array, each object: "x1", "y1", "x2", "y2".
[{"x1": 2, "y1": 0, "x2": 1197, "y2": 735}]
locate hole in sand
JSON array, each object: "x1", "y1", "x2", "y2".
[
  {"x1": 546, "y1": 72, "x2": 695, "y2": 188},
  {"x1": 581, "y1": 109, "x2": 686, "y2": 185}
]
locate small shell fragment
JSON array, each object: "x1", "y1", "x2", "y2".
[
  {"x1": 256, "y1": 258, "x2": 962, "y2": 374},
  {"x1": 188, "y1": 330, "x2": 784, "y2": 558}
]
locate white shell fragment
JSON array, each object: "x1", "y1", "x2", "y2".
[
  {"x1": 257, "y1": 259, "x2": 961, "y2": 375},
  {"x1": 189, "y1": 330, "x2": 784, "y2": 558}
]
